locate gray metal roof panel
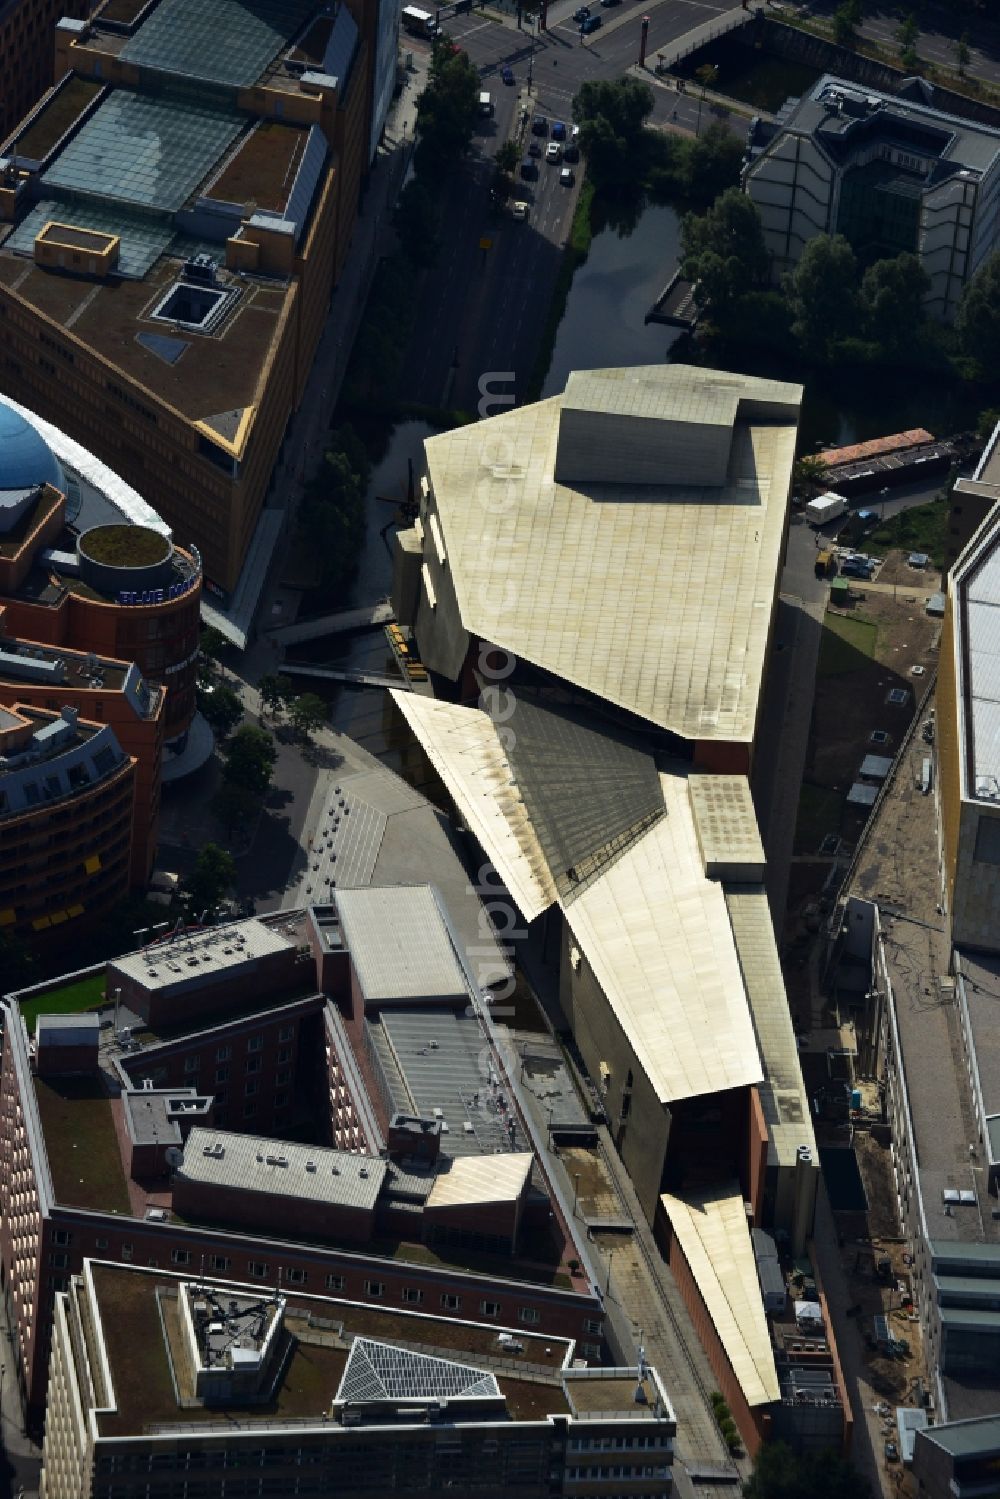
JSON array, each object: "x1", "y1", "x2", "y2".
[
  {"x1": 336, "y1": 885, "x2": 469, "y2": 1004},
  {"x1": 178, "y1": 1127, "x2": 386, "y2": 1210}
]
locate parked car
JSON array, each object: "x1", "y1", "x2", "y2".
[
  {"x1": 560, "y1": 166, "x2": 574, "y2": 185},
  {"x1": 551, "y1": 120, "x2": 567, "y2": 140},
  {"x1": 520, "y1": 157, "x2": 537, "y2": 179},
  {"x1": 563, "y1": 143, "x2": 579, "y2": 162},
  {"x1": 546, "y1": 141, "x2": 562, "y2": 162},
  {"x1": 529, "y1": 140, "x2": 542, "y2": 158},
  {"x1": 501, "y1": 64, "x2": 515, "y2": 84},
  {"x1": 511, "y1": 200, "x2": 528, "y2": 220},
  {"x1": 581, "y1": 13, "x2": 602, "y2": 31},
  {"x1": 531, "y1": 115, "x2": 548, "y2": 135},
  {"x1": 601, "y1": 0, "x2": 620, "y2": 7},
  {"x1": 572, "y1": 4, "x2": 590, "y2": 19},
  {"x1": 884, "y1": 1441, "x2": 899, "y2": 1464}
]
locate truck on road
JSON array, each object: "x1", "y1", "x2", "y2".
[
  {"x1": 402, "y1": 5, "x2": 437, "y2": 37},
  {"x1": 806, "y1": 491, "x2": 848, "y2": 527}
]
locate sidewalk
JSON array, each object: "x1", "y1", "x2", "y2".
[{"x1": 241, "y1": 57, "x2": 427, "y2": 670}]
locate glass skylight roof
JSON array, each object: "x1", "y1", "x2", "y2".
[
  {"x1": 121, "y1": 0, "x2": 320, "y2": 87},
  {"x1": 336, "y1": 1339, "x2": 502, "y2": 1405},
  {"x1": 6, "y1": 199, "x2": 173, "y2": 279},
  {"x1": 42, "y1": 92, "x2": 241, "y2": 213}
]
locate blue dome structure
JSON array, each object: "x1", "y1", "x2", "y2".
[{"x1": 0, "y1": 399, "x2": 65, "y2": 495}]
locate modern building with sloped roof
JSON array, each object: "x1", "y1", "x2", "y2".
[
  {"x1": 393, "y1": 364, "x2": 801, "y2": 768},
  {"x1": 0, "y1": 0, "x2": 379, "y2": 611},
  {"x1": 743, "y1": 75, "x2": 1000, "y2": 321},
  {"x1": 393, "y1": 686, "x2": 822, "y2": 1455}
]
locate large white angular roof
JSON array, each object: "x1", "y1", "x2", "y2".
[
  {"x1": 393, "y1": 693, "x2": 764, "y2": 1106},
  {"x1": 661, "y1": 1182, "x2": 780, "y2": 1408},
  {"x1": 564, "y1": 771, "x2": 763, "y2": 1105},
  {"x1": 421, "y1": 364, "x2": 800, "y2": 740}
]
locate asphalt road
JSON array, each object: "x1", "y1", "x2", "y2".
[
  {"x1": 399, "y1": 36, "x2": 582, "y2": 410},
  {"x1": 400, "y1": 0, "x2": 744, "y2": 408},
  {"x1": 801, "y1": 0, "x2": 1000, "y2": 87}
]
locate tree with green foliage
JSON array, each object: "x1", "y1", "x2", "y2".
[
  {"x1": 693, "y1": 62, "x2": 718, "y2": 135},
  {"x1": 496, "y1": 139, "x2": 520, "y2": 177},
  {"x1": 198, "y1": 683, "x2": 244, "y2": 739},
  {"x1": 680, "y1": 187, "x2": 770, "y2": 317},
  {"x1": 832, "y1": 0, "x2": 862, "y2": 46},
  {"x1": 679, "y1": 121, "x2": 744, "y2": 200},
  {"x1": 222, "y1": 725, "x2": 277, "y2": 800},
  {"x1": 185, "y1": 844, "x2": 236, "y2": 920},
  {"x1": 786, "y1": 234, "x2": 860, "y2": 359},
  {"x1": 745, "y1": 1441, "x2": 872, "y2": 1499},
  {"x1": 258, "y1": 673, "x2": 294, "y2": 721},
  {"x1": 299, "y1": 425, "x2": 371, "y2": 594},
  {"x1": 571, "y1": 76, "x2": 655, "y2": 192},
  {"x1": 211, "y1": 781, "x2": 262, "y2": 837},
  {"x1": 977, "y1": 407, "x2": 1000, "y2": 442},
  {"x1": 957, "y1": 252, "x2": 1000, "y2": 371},
  {"x1": 955, "y1": 31, "x2": 971, "y2": 74},
  {"x1": 289, "y1": 693, "x2": 327, "y2": 740},
  {"x1": 861, "y1": 252, "x2": 929, "y2": 352},
  {"x1": 392, "y1": 179, "x2": 441, "y2": 268},
  {"x1": 792, "y1": 454, "x2": 829, "y2": 494},
  {"x1": 415, "y1": 39, "x2": 480, "y2": 171},
  {"x1": 198, "y1": 626, "x2": 228, "y2": 684},
  {"x1": 898, "y1": 11, "x2": 919, "y2": 68}
]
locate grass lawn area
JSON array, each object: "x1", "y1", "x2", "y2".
[
  {"x1": 818, "y1": 612, "x2": 878, "y2": 676},
  {"x1": 34, "y1": 1077, "x2": 131, "y2": 1216},
  {"x1": 795, "y1": 783, "x2": 845, "y2": 852},
  {"x1": 19, "y1": 973, "x2": 105, "y2": 1036},
  {"x1": 865, "y1": 496, "x2": 948, "y2": 567}
]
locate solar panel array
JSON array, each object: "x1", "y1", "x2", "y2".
[{"x1": 337, "y1": 1338, "x2": 501, "y2": 1404}]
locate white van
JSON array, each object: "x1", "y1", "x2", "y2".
[{"x1": 478, "y1": 91, "x2": 494, "y2": 116}]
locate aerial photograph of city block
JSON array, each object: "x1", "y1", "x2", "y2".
[{"x1": 0, "y1": 0, "x2": 999, "y2": 1496}]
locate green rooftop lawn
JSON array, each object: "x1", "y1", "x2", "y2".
[
  {"x1": 34, "y1": 1076, "x2": 131, "y2": 1216},
  {"x1": 818, "y1": 612, "x2": 878, "y2": 677},
  {"x1": 19, "y1": 973, "x2": 106, "y2": 1036},
  {"x1": 94, "y1": 1265, "x2": 347, "y2": 1435}
]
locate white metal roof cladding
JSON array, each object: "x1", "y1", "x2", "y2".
[
  {"x1": 661, "y1": 1183, "x2": 780, "y2": 1407},
  {"x1": 425, "y1": 1153, "x2": 533, "y2": 1209},
  {"x1": 564, "y1": 773, "x2": 764, "y2": 1105},
  {"x1": 421, "y1": 364, "x2": 800, "y2": 740},
  {"x1": 178, "y1": 1128, "x2": 386, "y2": 1209},
  {"x1": 111, "y1": 917, "x2": 291, "y2": 989},
  {"x1": 951, "y1": 501, "x2": 1000, "y2": 797},
  {"x1": 724, "y1": 886, "x2": 816, "y2": 1169},
  {"x1": 391, "y1": 692, "x2": 557, "y2": 923},
  {"x1": 335, "y1": 885, "x2": 469, "y2": 1004},
  {"x1": 391, "y1": 696, "x2": 765, "y2": 1106}
]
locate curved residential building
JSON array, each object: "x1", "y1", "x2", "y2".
[
  {"x1": 0, "y1": 703, "x2": 136, "y2": 938},
  {"x1": 0, "y1": 395, "x2": 202, "y2": 748}
]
